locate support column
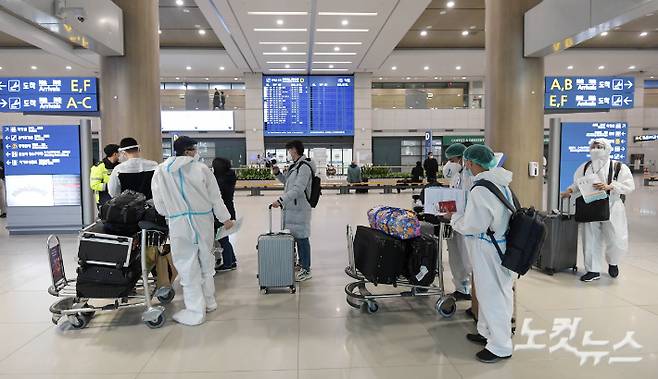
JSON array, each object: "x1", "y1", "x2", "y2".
[
  {"x1": 244, "y1": 73, "x2": 265, "y2": 164},
  {"x1": 354, "y1": 73, "x2": 373, "y2": 164},
  {"x1": 100, "y1": 0, "x2": 162, "y2": 161},
  {"x1": 485, "y1": 0, "x2": 544, "y2": 206}
]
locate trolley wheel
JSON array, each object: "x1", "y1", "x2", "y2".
[
  {"x1": 289, "y1": 286, "x2": 296, "y2": 294},
  {"x1": 436, "y1": 296, "x2": 457, "y2": 318},
  {"x1": 144, "y1": 313, "x2": 166, "y2": 329},
  {"x1": 51, "y1": 315, "x2": 61, "y2": 325},
  {"x1": 157, "y1": 288, "x2": 176, "y2": 304},
  {"x1": 362, "y1": 301, "x2": 379, "y2": 314},
  {"x1": 67, "y1": 313, "x2": 91, "y2": 329},
  {"x1": 545, "y1": 268, "x2": 555, "y2": 276},
  {"x1": 261, "y1": 287, "x2": 269, "y2": 295}
]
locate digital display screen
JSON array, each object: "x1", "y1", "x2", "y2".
[
  {"x1": 3, "y1": 125, "x2": 81, "y2": 207},
  {"x1": 263, "y1": 75, "x2": 354, "y2": 136},
  {"x1": 559, "y1": 122, "x2": 628, "y2": 193},
  {"x1": 161, "y1": 110, "x2": 234, "y2": 132},
  {"x1": 0, "y1": 77, "x2": 98, "y2": 113}
]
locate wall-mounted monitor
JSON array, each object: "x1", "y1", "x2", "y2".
[
  {"x1": 161, "y1": 110, "x2": 234, "y2": 132},
  {"x1": 263, "y1": 75, "x2": 354, "y2": 136}
]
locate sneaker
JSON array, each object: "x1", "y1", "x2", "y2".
[
  {"x1": 476, "y1": 348, "x2": 511, "y2": 363},
  {"x1": 0, "y1": 213, "x2": 6, "y2": 218},
  {"x1": 608, "y1": 265, "x2": 619, "y2": 278},
  {"x1": 580, "y1": 272, "x2": 601, "y2": 282},
  {"x1": 466, "y1": 333, "x2": 487, "y2": 345},
  {"x1": 296, "y1": 269, "x2": 312, "y2": 282},
  {"x1": 206, "y1": 302, "x2": 218, "y2": 313},
  {"x1": 451, "y1": 291, "x2": 472, "y2": 302},
  {"x1": 215, "y1": 263, "x2": 237, "y2": 272}
]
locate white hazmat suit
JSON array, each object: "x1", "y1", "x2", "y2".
[
  {"x1": 567, "y1": 139, "x2": 635, "y2": 273},
  {"x1": 446, "y1": 164, "x2": 474, "y2": 295},
  {"x1": 152, "y1": 156, "x2": 232, "y2": 326},
  {"x1": 451, "y1": 167, "x2": 515, "y2": 357}
]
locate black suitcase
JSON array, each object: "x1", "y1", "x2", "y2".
[
  {"x1": 76, "y1": 260, "x2": 141, "y2": 298},
  {"x1": 353, "y1": 226, "x2": 407, "y2": 285},
  {"x1": 406, "y1": 234, "x2": 438, "y2": 286},
  {"x1": 536, "y1": 200, "x2": 578, "y2": 275}
]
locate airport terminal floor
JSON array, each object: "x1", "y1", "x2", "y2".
[{"x1": 0, "y1": 178, "x2": 656, "y2": 378}]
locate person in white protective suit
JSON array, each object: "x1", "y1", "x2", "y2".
[
  {"x1": 151, "y1": 136, "x2": 234, "y2": 326},
  {"x1": 442, "y1": 143, "x2": 473, "y2": 302},
  {"x1": 561, "y1": 138, "x2": 635, "y2": 282},
  {"x1": 447, "y1": 144, "x2": 514, "y2": 363}
]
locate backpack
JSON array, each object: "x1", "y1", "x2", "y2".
[
  {"x1": 100, "y1": 190, "x2": 147, "y2": 226},
  {"x1": 296, "y1": 159, "x2": 321, "y2": 208},
  {"x1": 471, "y1": 180, "x2": 547, "y2": 278}
]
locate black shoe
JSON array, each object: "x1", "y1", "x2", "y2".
[
  {"x1": 580, "y1": 272, "x2": 601, "y2": 282},
  {"x1": 0, "y1": 213, "x2": 6, "y2": 218},
  {"x1": 451, "y1": 291, "x2": 472, "y2": 301},
  {"x1": 476, "y1": 349, "x2": 511, "y2": 363},
  {"x1": 215, "y1": 263, "x2": 237, "y2": 272},
  {"x1": 465, "y1": 307, "x2": 476, "y2": 320},
  {"x1": 466, "y1": 333, "x2": 487, "y2": 345},
  {"x1": 608, "y1": 265, "x2": 619, "y2": 278}
]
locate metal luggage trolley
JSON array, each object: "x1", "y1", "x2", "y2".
[
  {"x1": 47, "y1": 224, "x2": 175, "y2": 329},
  {"x1": 344, "y1": 220, "x2": 457, "y2": 318}
]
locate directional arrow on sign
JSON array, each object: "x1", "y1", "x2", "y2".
[
  {"x1": 625, "y1": 80, "x2": 633, "y2": 90},
  {"x1": 624, "y1": 97, "x2": 632, "y2": 105},
  {"x1": 0, "y1": 82, "x2": 5, "y2": 90},
  {"x1": 0, "y1": 99, "x2": 6, "y2": 108},
  {"x1": 5, "y1": 144, "x2": 10, "y2": 149}
]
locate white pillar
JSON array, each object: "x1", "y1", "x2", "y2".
[
  {"x1": 244, "y1": 72, "x2": 264, "y2": 164},
  {"x1": 354, "y1": 73, "x2": 373, "y2": 164}
]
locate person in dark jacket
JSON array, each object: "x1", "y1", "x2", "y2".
[
  {"x1": 212, "y1": 157, "x2": 238, "y2": 271},
  {"x1": 424, "y1": 152, "x2": 439, "y2": 182},
  {"x1": 411, "y1": 161, "x2": 424, "y2": 183},
  {"x1": 0, "y1": 160, "x2": 6, "y2": 218},
  {"x1": 213, "y1": 89, "x2": 221, "y2": 110}
]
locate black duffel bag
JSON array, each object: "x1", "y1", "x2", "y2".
[
  {"x1": 100, "y1": 190, "x2": 147, "y2": 225},
  {"x1": 574, "y1": 161, "x2": 622, "y2": 223}
]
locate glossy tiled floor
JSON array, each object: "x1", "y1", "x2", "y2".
[{"x1": 0, "y1": 178, "x2": 657, "y2": 378}]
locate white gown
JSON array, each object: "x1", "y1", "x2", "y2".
[{"x1": 447, "y1": 168, "x2": 473, "y2": 294}]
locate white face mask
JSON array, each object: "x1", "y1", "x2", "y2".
[
  {"x1": 118, "y1": 152, "x2": 127, "y2": 163},
  {"x1": 193, "y1": 152, "x2": 200, "y2": 161},
  {"x1": 590, "y1": 149, "x2": 607, "y2": 160},
  {"x1": 286, "y1": 153, "x2": 293, "y2": 162},
  {"x1": 442, "y1": 162, "x2": 462, "y2": 178}
]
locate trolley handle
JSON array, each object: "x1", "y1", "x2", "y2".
[{"x1": 268, "y1": 204, "x2": 285, "y2": 234}]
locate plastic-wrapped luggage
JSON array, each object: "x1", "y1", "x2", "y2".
[
  {"x1": 367, "y1": 206, "x2": 421, "y2": 240},
  {"x1": 353, "y1": 226, "x2": 408, "y2": 285}
]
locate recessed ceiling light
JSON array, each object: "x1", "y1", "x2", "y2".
[
  {"x1": 219, "y1": 66, "x2": 225, "y2": 70},
  {"x1": 391, "y1": 66, "x2": 397, "y2": 70},
  {"x1": 329, "y1": 64, "x2": 335, "y2": 68},
  {"x1": 198, "y1": 29, "x2": 206, "y2": 35},
  {"x1": 316, "y1": 28, "x2": 369, "y2": 32},
  {"x1": 446, "y1": 1, "x2": 455, "y2": 8},
  {"x1": 183, "y1": 8, "x2": 190, "y2": 13},
  {"x1": 420, "y1": 30, "x2": 428, "y2": 37},
  {"x1": 434, "y1": 76, "x2": 438, "y2": 79},
  {"x1": 440, "y1": 10, "x2": 447, "y2": 15},
  {"x1": 315, "y1": 41, "x2": 362, "y2": 45},
  {"x1": 260, "y1": 41, "x2": 306, "y2": 45},
  {"x1": 313, "y1": 52, "x2": 356, "y2": 55},
  {"x1": 170, "y1": 106, "x2": 174, "y2": 109},
  {"x1": 341, "y1": 20, "x2": 349, "y2": 26},
  {"x1": 234, "y1": 77, "x2": 239, "y2": 80},
  {"x1": 0, "y1": 67, "x2": 3, "y2": 70},
  {"x1": 601, "y1": 31, "x2": 609, "y2": 36},
  {"x1": 651, "y1": 76, "x2": 655, "y2": 79},
  {"x1": 254, "y1": 28, "x2": 307, "y2": 32},
  {"x1": 333, "y1": 46, "x2": 340, "y2": 51},
  {"x1": 30, "y1": 65, "x2": 37, "y2": 70},
  {"x1": 424, "y1": 66, "x2": 429, "y2": 70},
  {"x1": 176, "y1": 0, "x2": 183, "y2": 5},
  {"x1": 567, "y1": 65, "x2": 574, "y2": 70},
  {"x1": 318, "y1": 12, "x2": 377, "y2": 16},
  {"x1": 205, "y1": 77, "x2": 209, "y2": 81},
  {"x1": 461, "y1": 76, "x2": 467, "y2": 80},
  {"x1": 65, "y1": 65, "x2": 72, "y2": 70},
  {"x1": 379, "y1": 77, "x2": 383, "y2": 80},
  {"x1": 470, "y1": 25, "x2": 476, "y2": 30},
  {"x1": 276, "y1": 19, "x2": 284, "y2": 25},
  {"x1": 175, "y1": 77, "x2": 180, "y2": 80},
  {"x1": 629, "y1": 65, "x2": 636, "y2": 70},
  {"x1": 426, "y1": 25, "x2": 432, "y2": 29},
  {"x1": 406, "y1": 77, "x2": 411, "y2": 80},
  {"x1": 598, "y1": 65, "x2": 605, "y2": 70},
  {"x1": 640, "y1": 31, "x2": 648, "y2": 37},
  {"x1": 186, "y1": 66, "x2": 192, "y2": 70},
  {"x1": 281, "y1": 46, "x2": 288, "y2": 51},
  {"x1": 158, "y1": 29, "x2": 162, "y2": 34},
  {"x1": 264, "y1": 52, "x2": 307, "y2": 55},
  {"x1": 455, "y1": 65, "x2": 462, "y2": 70},
  {"x1": 247, "y1": 12, "x2": 308, "y2": 15},
  {"x1": 285, "y1": 64, "x2": 290, "y2": 68},
  {"x1": 461, "y1": 30, "x2": 469, "y2": 36}
]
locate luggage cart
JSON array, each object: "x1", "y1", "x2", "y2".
[
  {"x1": 344, "y1": 221, "x2": 457, "y2": 318},
  {"x1": 47, "y1": 224, "x2": 175, "y2": 329}
]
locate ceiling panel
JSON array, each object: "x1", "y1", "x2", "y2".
[
  {"x1": 576, "y1": 32, "x2": 658, "y2": 49},
  {"x1": 0, "y1": 31, "x2": 33, "y2": 48},
  {"x1": 158, "y1": 1, "x2": 222, "y2": 48}
]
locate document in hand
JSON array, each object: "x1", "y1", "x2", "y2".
[
  {"x1": 576, "y1": 174, "x2": 609, "y2": 204},
  {"x1": 215, "y1": 218, "x2": 243, "y2": 240},
  {"x1": 423, "y1": 187, "x2": 465, "y2": 215}
]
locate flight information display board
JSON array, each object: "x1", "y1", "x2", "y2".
[
  {"x1": 263, "y1": 75, "x2": 354, "y2": 136},
  {"x1": 559, "y1": 122, "x2": 628, "y2": 193},
  {"x1": 0, "y1": 77, "x2": 98, "y2": 113},
  {"x1": 3, "y1": 125, "x2": 82, "y2": 206}
]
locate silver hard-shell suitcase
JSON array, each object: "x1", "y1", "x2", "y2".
[{"x1": 257, "y1": 205, "x2": 296, "y2": 294}]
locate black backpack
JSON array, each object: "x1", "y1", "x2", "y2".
[
  {"x1": 471, "y1": 180, "x2": 547, "y2": 277},
  {"x1": 100, "y1": 190, "x2": 147, "y2": 226},
  {"x1": 296, "y1": 159, "x2": 321, "y2": 208}
]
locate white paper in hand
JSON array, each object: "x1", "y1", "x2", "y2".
[
  {"x1": 215, "y1": 218, "x2": 243, "y2": 240},
  {"x1": 576, "y1": 174, "x2": 608, "y2": 204}
]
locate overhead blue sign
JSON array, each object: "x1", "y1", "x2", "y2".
[
  {"x1": 0, "y1": 77, "x2": 98, "y2": 113},
  {"x1": 559, "y1": 122, "x2": 628, "y2": 193},
  {"x1": 3, "y1": 125, "x2": 81, "y2": 176},
  {"x1": 634, "y1": 134, "x2": 658, "y2": 143},
  {"x1": 545, "y1": 76, "x2": 634, "y2": 110}
]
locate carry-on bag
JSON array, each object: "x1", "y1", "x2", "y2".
[
  {"x1": 257, "y1": 205, "x2": 296, "y2": 293},
  {"x1": 536, "y1": 199, "x2": 578, "y2": 275},
  {"x1": 406, "y1": 234, "x2": 438, "y2": 286},
  {"x1": 353, "y1": 226, "x2": 408, "y2": 285},
  {"x1": 76, "y1": 260, "x2": 142, "y2": 298}
]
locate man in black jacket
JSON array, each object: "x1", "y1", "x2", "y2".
[
  {"x1": 411, "y1": 161, "x2": 424, "y2": 183},
  {"x1": 212, "y1": 157, "x2": 238, "y2": 271},
  {"x1": 424, "y1": 152, "x2": 439, "y2": 182}
]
